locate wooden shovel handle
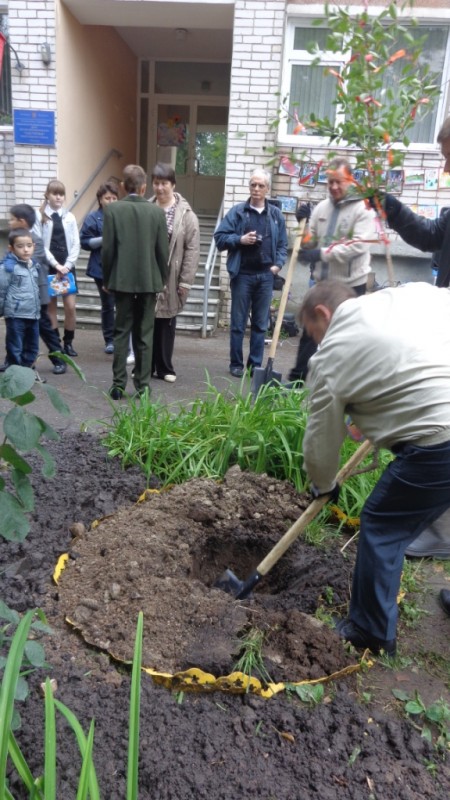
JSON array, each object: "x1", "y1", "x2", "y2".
[
  {"x1": 267, "y1": 219, "x2": 306, "y2": 361},
  {"x1": 257, "y1": 439, "x2": 373, "y2": 577}
]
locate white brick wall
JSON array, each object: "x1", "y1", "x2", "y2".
[
  {"x1": 2, "y1": 0, "x2": 58, "y2": 218},
  {"x1": 219, "y1": 0, "x2": 286, "y2": 319}
]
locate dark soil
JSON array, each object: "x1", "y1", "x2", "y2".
[{"x1": 1, "y1": 432, "x2": 449, "y2": 799}]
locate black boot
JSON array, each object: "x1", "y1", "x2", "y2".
[{"x1": 63, "y1": 329, "x2": 78, "y2": 358}]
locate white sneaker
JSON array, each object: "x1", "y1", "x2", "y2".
[
  {"x1": 163, "y1": 374, "x2": 177, "y2": 383},
  {"x1": 126, "y1": 353, "x2": 135, "y2": 366}
]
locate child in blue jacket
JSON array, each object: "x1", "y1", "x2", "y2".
[{"x1": 0, "y1": 229, "x2": 40, "y2": 367}]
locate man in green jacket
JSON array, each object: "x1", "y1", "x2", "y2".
[{"x1": 102, "y1": 164, "x2": 169, "y2": 399}]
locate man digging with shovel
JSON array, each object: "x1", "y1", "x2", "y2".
[{"x1": 300, "y1": 280, "x2": 450, "y2": 657}]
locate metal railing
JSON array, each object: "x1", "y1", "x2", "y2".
[
  {"x1": 201, "y1": 199, "x2": 224, "y2": 338},
  {"x1": 68, "y1": 148, "x2": 123, "y2": 214}
]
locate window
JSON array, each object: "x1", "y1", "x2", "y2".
[
  {"x1": 282, "y1": 19, "x2": 450, "y2": 146},
  {"x1": 0, "y1": 12, "x2": 11, "y2": 125}
]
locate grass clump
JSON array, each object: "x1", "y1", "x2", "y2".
[{"x1": 103, "y1": 379, "x2": 311, "y2": 491}]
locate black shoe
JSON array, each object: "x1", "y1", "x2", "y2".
[
  {"x1": 104, "y1": 343, "x2": 114, "y2": 354},
  {"x1": 0, "y1": 361, "x2": 9, "y2": 372},
  {"x1": 108, "y1": 386, "x2": 124, "y2": 400},
  {"x1": 439, "y1": 589, "x2": 450, "y2": 616},
  {"x1": 335, "y1": 618, "x2": 397, "y2": 657},
  {"x1": 52, "y1": 363, "x2": 66, "y2": 375},
  {"x1": 63, "y1": 344, "x2": 78, "y2": 357},
  {"x1": 230, "y1": 367, "x2": 244, "y2": 378}
]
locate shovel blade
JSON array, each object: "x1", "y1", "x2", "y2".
[
  {"x1": 213, "y1": 568, "x2": 245, "y2": 597},
  {"x1": 251, "y1": 366, "x2": 282, "y2": 397}
]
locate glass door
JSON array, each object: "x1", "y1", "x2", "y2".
[{"x1": 154, "y1": 101, "x2": 227, "y2": 213}]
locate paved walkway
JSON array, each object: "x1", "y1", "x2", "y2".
[{"x1": 0, "y1": 322, "x2": 301, "y2": 433}]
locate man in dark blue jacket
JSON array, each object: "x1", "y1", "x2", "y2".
[{"x1": 214, "y1": 169, "x2": 288, "y2": 377}]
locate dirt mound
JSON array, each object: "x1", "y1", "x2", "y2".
[{"x1": 1, "y1": 434, "x2": 448, "y2": 799}]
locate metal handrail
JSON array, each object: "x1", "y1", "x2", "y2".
[
  {"x1": 201, "y1": 199, "x2": 224, "y2": 338},
  {"x1": 68, "y1": 148, "x2": 123, "y2": 213}
]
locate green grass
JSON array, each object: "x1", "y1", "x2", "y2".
[
  {"x1": 102, "y1": 379, "x2": 387, "y2": 528},
  {"x1": 103, "y1": 378, "x2": 311, "y2": 491}
]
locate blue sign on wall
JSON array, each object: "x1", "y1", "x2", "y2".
[{"x1": 13, "y1": 109, "x2": 55, "y2": 147}]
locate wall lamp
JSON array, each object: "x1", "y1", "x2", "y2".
[
  {"x1": 40, "y1": 42, "x2": 52, "y2": 66},
  {"x1": 175, "y1": 28, "x2": 187, "y2": 41},
  {"x1": 7, "y1": 40, "x2": 26, "y2": 74}
]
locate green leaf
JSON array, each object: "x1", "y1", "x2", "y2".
[
  {"x1": 42, "y1": 384, "x2": 71, "y2": 416},
  {"x1": 0, "y1": 444, "x2": 32, "y2": 474},
  {"x1": 35, "y1": 417, "x2": 60, "y2": 441},
  {"x1": 4, "y1": 407, "x2": 42, "y2": 452},
  {"x1": 0, "y1": 610, "x2": 35, "y2": 789},
  {"x1": 24, "y1": 640, "x2": 46, "y2": 668},
  {"x1": 0, "y1": 602, "x2": 20, "y2": 625},
  {"x1": 12, "y1": 390, "x2": 36, "y2": 407},
  {"x1": 0, "y1": 366, "x2": 36, "y2": 400},
  {"x1": 405, "y1": 700, "x2": 425, "y2": 715},
  {"x1": 11, "y1": 470, "x2": 34, "y2": 512},
  {"x1": 14, "y1": 676, "x2": 29, "y2": 702},
  {"x1": 127, "y1": 612, "x2": 143, "y2": 800},
  {"x1": 0, "y1": 492, "x2": 31, "y2": 541},
  {"x1": 392, "y1": 688, "x2": 410, "y2": 701},
  {"x1": 44, "y1": 678, "x2": 57, "y2": 800},
  {"x1": 35, "y1": 443, "x2": 56, "y2": 478}
]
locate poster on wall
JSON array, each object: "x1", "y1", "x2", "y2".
[
  {"x1": 157, "y1": 121, "x2": 187, "y2": 147},
  {"x1": 424, "y1": 168, "x2": 439, "y2": 191},
  {"x1": 278, "y1": 156, "x2": 301, "y2": 177},
  {"x1": 438, "y1": 169, "x2": 450, "y2": 189},
  {"x1": 411, "y1": 204, "x2": 439, "y2": 219},
  {"x1": 384, "y1": 170, "x2": 404, "y2": 194},
  {"x1": 404, "y1": 168, "x2": 425, "y2": 187},
  {"x1": 298, "y1": 163, "x2": 318, "y2": 187},
  {"x1": 276, "y1": 196, "x2": 298, "y2": 214}
]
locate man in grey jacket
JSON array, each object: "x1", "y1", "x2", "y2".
[
  {"x1": 289, "y1": 157, "x2": 374, "y2": 382},
  {"x1": 300, "y1": 280, "x2": 450, "y2": 657}
]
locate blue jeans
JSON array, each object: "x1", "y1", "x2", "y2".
[
  {"x1": 350, "y1": 440, "x2": 450, "y2": 641},
  {"x1": 230, "y1": 271, "x2": 274, "y2": 370},
  {"x1": 6, "y1": 317, "x2": 39, "y2": 367}
]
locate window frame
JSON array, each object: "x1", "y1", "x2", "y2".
[
  {"x1": 281, "y1": 12, "x2": 450, "y2": 152},
  {"x1": 0, "y1": 7, "x2": 12, "y2": 130}
]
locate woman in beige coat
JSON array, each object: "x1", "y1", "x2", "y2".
[{"x1": 149, "y1": 163, "x2": 200, "y2": 382}]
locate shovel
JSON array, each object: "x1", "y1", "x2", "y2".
[
  {"x1": 251, "y1": 219, "x2": 306, "y2": 398},
  {"x1": 215, "y1": 439, "x2": 373, "y2": 599}
]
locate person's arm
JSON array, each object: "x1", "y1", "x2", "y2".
[
  {"x1": 155, "y1": 217, "x2": 170, "y2": 286},
  {"x1": 214, "y1": 207, "x2": 243, "y2": 252},
  {"x1": 302, "y1": 364, "x2": 348, "y2": 493},
  {"x1": 178, "y1": 212, "x2": 200, "y2": 292},
  {"x1": 101, "y1": 208, "x2": 115, "y2": 287},
  {"x1": 273, "y1": 210, "x2": 288, "y2": 269},
  {"x1": 384, "y1": 195, "x2": 447, "y2": 253},
  {"x1": 64, "y1": 214, "x2": 81, "y2": 271},
  {"x1": 80, "y1": 213, "x2": 102, "y2": 251},
  {"x1": 320, "y1": 203, "x2": 374, "y2": 266}
]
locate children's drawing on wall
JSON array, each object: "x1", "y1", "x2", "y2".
[
  {"x1": 438, "y1": 169, "x2": 450, "y2": 189},
  {"x1": 278, "y1": 156, "x2": 301, "y2": 178},
  {"x1": 298, "y1": 163, "x2": 318, "y2": 187},
  {"x1": 424, "y1": 168, "x2": 439, "y2": 191},
  {"x1": 404, "y1": 168, "x2": 425, "y2": 187},
  {"x1": 385, "y1": 170, "x2": 404, "y2": 194}
]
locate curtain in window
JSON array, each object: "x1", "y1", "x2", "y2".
[{"x1": 288, "y1": 64, "x2": 337, "y2": 134}]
